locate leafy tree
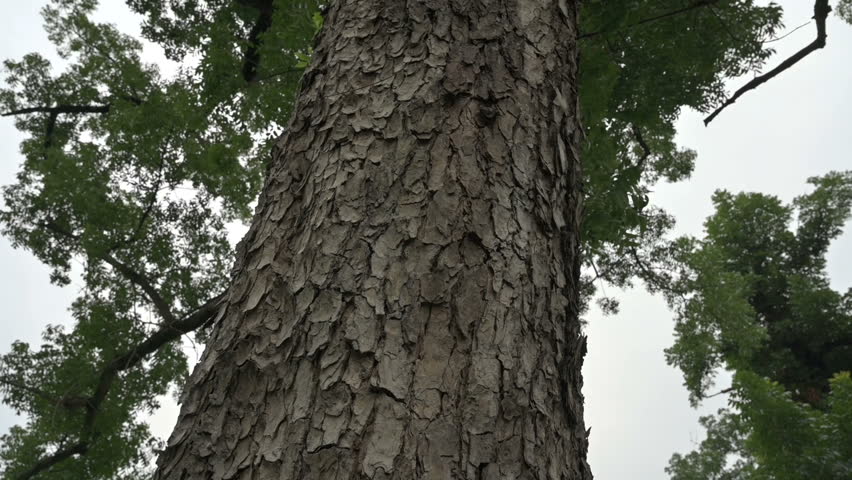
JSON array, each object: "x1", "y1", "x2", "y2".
[
  {"x1": 659, "y1": 172, "x2": 852, "y2": 479},
  {"x1": 0, "y1": 0, "x2": 845, "y2": 478},
  {"x1": 0, "y1": 1, "x2": 320, "y2": 477}
]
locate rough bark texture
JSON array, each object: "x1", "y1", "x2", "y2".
[{"x1": 154, "y1": 0, "x2": 590, "y2": 478}]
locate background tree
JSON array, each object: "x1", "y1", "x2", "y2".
[
  {"x1": 0, "y1": 0, "x2": 846, "y2": 478},
  {"x1": 658, "y1": 172, "x2": 852, "y2": 479}
]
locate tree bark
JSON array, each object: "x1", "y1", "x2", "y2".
[{"x1": 154, "y1": 1, "x2": 590, "y2": 478}]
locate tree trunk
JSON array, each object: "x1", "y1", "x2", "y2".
[{"x1": 154, "y1": 1, "x2": 590, "y2": 478}]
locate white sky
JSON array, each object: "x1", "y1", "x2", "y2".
[{"x1": 1, "y1": 2, "x2": 850, "y2": 479}]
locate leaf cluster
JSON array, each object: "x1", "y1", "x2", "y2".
[
  {"x1": 662, "y1": 172, "x2": 852, "y2": 478},
  {"x1": 578, "y1": 0, "x2": 785, "y2": 314},
  {"x1": 0, "y1": 0, "x2": 319, "y2": 477}
]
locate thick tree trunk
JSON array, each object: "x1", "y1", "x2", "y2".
[{"x1": 155, "y1": 1, "x2": 590, "y2": 478}]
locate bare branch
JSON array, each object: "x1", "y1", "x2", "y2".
[
  {"x1": 764, "y1": 20, "x2": 812, "y2": 44},
  {"x1": 704, "y1": 0, "x2": 831, "y2": 125},
  {"x1": 579, "y1": 0, "x2": 721, "y2": 40},
  {"x1": 705, "y1": 386, "x2": 734, "y2": 399}
]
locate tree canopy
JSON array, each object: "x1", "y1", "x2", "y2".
[
  {"x1": 662, "y1": 173, "x2": 852, "y2": 479},
  {"x1": 0, "y1": 0, "x2": 848, "y2": 478}
]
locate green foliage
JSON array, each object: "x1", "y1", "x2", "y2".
[
  {"x1": 580, "y1": 0, "x2": 782, "y2": 250},
  {"x1": 663, "y1": 173, "x2": 852, "y2": 478},
  {"x1": 0, "y1": 0, "x2": 320, "y2": 477},
  {"x1": 667, "y1": 409, "x2": 758, "y2": 480},
  {"x1": 578, "y1": 0, "x2": 785, "y2": 313},
  {"x1": 838, "y1": 0, "x2": 852, "y2": 23},
  {"x1": 668, "y1": 373, "x2": 852, "y2": 479}
]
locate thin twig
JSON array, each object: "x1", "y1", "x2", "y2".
[
  {"x1": 764, "y1": 20, "x2": 812, "y2": 43},
  {"x1": 579, "y1": 0, "x2": 721, "y2": 40},
  {"x1": 705, "y1": 386, "x2": 734, "y2": 399}
]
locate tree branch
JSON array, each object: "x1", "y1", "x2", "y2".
[
  {"x1": 15, "y1": 293, "x2": 226, "y2": 480},
  {"x1": 630, "y1": 124, "x2": 651, "y2": 170},
  {"x1": 579, "y1": 0, "x2": 721, "y2": 40},
  {"x1": 109, "y1": 178, "x2": 161, "y2": 251},
  {"x1": 4, "y1": 97, "x2": 140, "y2": 149},
  {"x1": 239, "y1": 0, "x2": 275, "y2": 83},
  {"x1": 40, "y1": 220, "x2": 177, "y2": 325},
  {"x1": 13, "y1": 442, "x2": 89, "y2": 480},
  {"x1": 101, "y1": 254, "x2": 177, "y2": 325},
  {"x1": 1, "y1": 104, "x2": 111, "y2": 117},
  {"x1": 705, "y1": 386, "x2": 734, "y2": 399},
  {"x1": 2, "y1": 104, "x2": 110, "y2": 149},
  {"x1": 83, "y1": 292, "x2": 226, "y2": 432},
  {"x1": 704, "y1": 0, "x2": 831, "y2": 125}
]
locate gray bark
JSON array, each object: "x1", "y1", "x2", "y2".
[{"x1": 154, "y1": 0, "x2": 590, "y2": 478}]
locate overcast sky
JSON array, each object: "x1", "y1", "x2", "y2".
[{"x1": 1, "y1": 2, "x2": 850, "y2": 479}]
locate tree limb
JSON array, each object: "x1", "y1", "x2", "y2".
[
  {"x1": 579, "y1": 0, "x2": 721, "y2": 40},
  {"x1": 239, "y1": 0, "x2": 275, "y2": 83},
  {"x1": 101, "y1": 254, "x2": 177, "y2": 325},
  {"x1": 15, "y1": 293, "x2": 226, "y2": 480},
  {"x1": 2, "y1": 104, "x2": 110, "y2": 149},
  {"x1": 41, "y1": 220, "x2": 177, "y2": 325},
  {"x1": 630, "y1": 124, "x2": 651, "y2": 170},
  {"x1": 1, "y1": 105, "x2": 111, "y2": 117},
  {"x1": 83, "y1": 292, "x2": 226, "y2": 432},
  {"x1": 704, "y1": 0, "x2": 831, "y2": 125},
  {"x1": 13, "y1": 442, "x2": 89, "y2": 480},
  {"x1": 4, "y1": 98, "x2": 140, "y2": 148}
]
